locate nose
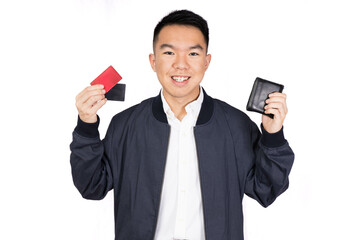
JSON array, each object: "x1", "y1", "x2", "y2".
[{"x1": 173, "y1": 54, "x2": 189, "y2": 70}]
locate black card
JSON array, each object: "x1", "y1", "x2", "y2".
[
  {"x1": 246, "y1": 77, "x2": 284, "y2": 118},
  {"x1": 105, "y1": 83, "x2": 126, "y2": 101}
]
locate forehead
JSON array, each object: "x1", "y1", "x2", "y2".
[{"x1": 155, "y1": 25, "x2": 206, "y2": 49}]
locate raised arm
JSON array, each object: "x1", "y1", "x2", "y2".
[
  {"x1": 69, "y1": 85, "x2": 113, "y2": 200},
  {"x1": 245, "y1": 92, "x2": 294, "y2": 207}
]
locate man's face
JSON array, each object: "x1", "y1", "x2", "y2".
[{"x1": 149, "y1": 25, "x2": 211, "y2": 104}]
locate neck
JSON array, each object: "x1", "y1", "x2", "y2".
[{"x1": 163, "y1": 88, "x2": 200, "y2": 121}]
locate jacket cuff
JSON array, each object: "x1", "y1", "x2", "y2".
[
  {"x1": 74, "y1": 115, "x2": 100, "y2": 138},
  {"x1": 260, "y1": 124, "x2": 286, "y2": 148}
]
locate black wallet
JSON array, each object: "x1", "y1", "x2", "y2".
[
  {"x1": 246, "y1": 77, "x2": 284, "y2": 118},
  {"x1": 105, "y1": 83, "x2": 126, "y2": 101}
]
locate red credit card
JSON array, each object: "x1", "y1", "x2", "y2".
[{"x1": 90, "y1": 65, "x2": 122, "y2": 93}]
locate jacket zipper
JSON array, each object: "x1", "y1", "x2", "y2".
[
  {"x1": 152, "y1": 126, "x2": 171, "y2": 240},
  {"x1": 194, "y1": 127, "x2": 208, "y2": 240}
]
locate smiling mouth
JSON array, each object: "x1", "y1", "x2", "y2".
[{"x1": 171, "y1": 76, "x2": 190, "y2": 82}]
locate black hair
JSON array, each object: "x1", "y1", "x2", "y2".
[{"x1": 153, "y1": 10, "x2": 209, "y2": 51}]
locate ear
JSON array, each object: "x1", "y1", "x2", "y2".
[
  {"x1": 204, "y1": 54, "x2": 212, "y2": 70},
  {"x1": 149, "y1": 53, "x2": 156, "y2": 72}
]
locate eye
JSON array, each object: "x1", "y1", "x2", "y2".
[
  {"x1": 163, "y1": 51, "x2": 174, "y2": 55},
  {"x1": 189, "y1": 52, "x2": 199, "y2": 56}
]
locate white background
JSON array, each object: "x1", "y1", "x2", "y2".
[{"x1": 1, "y1": 0, "x2": 359, "y2": 239}]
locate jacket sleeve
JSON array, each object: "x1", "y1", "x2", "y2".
[
  {"x1": 244, "y1": 122, "x2": 295, "y2": 207},
  {"x1": 69, "y1": 115, "x2": 115, "y2": 200}
]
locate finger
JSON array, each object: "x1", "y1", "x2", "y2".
[
  {"x1": 78, "y1": 95, "x2": 105, "y2": 116},
  {"x1": 268, "y1": 92, "x2": 287, "y2": 98},
  {"x1": 76, "y1": 84, "x2": 104, "y2": 102},
  {"x1": 264, "y1": 103, "x2": 287, "y2": 119},
  {"x1": 88, "y1": 98, "x2": 107, "y2": 115},
  {"x1": 76, "y1": 93, "x2": 104, "y2": 114},
  {"x1": 76, "y1": 88, "x2": 106, "y2": 106},
  {"x1": 79, "y1": 97, "x2": 107, "y2": 123},
  {"x1": 265, "y1": 97, "x2": 288, "y2": 113},
  {"x1": 76, "y1": 84, "x2": 105, "y2": 102},
  {"x1": 82, "y1": 94, "x2": 106, "y2": 110},
  {"x1": 266, "y1": 96, "x2": 286, "y2": 104},
  {"x1": 264, "y1": 107, "x2": 282, "y2": 120},
  {"x1": 264, "y1": 102, "x2": 287, "y2": 118}
]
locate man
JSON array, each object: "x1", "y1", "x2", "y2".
[{"x1": 70, "y1": 10, "x2": 294, "y2": 240}]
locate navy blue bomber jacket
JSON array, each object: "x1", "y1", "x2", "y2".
[{"x1": 70, "y1": 89, "x2": 295, "y2": 240}]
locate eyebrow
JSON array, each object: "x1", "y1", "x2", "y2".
[
  {"x1": 189, "y1": 44, "x2": 204, "y2": 51},
  {"x1": 159, "y1": 43, "x2": 204, "y2": 51},
  {"x1": 159, "y1": 43, "x2": 174, "y2": 49}
]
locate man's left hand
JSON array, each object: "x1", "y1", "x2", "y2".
[{"x1": 262, "y1": 92, "x2": 288, "y2": 133}]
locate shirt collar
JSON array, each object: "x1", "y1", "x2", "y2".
[{"x1": 161, "y1": 87, "x2": 204, "y2": 120}]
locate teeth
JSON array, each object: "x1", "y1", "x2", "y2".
[{"x1": 172, "y1": 76, "x2": 189, "y2": 82}]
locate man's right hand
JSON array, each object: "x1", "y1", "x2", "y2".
[{"x1": 75, "y1": 84, "x2": 107, "y2": 123}]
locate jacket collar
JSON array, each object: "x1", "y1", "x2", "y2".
[{"x1": 152, "y1": 87, "x2": 214, "y2": 125}]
